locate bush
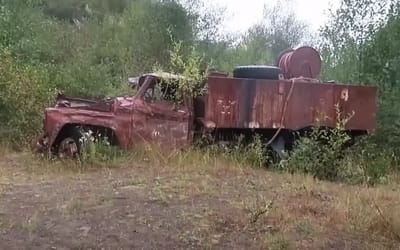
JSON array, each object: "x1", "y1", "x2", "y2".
[
  {"x1": 280, "y1": 103, "x2": 392, "y2": 185},
  {"x1": 339, "y1": 139, "x2": 392, "y2": 186},
  {"x1": 282, "y1": 126, "x2": 351, "y2": 181},
  {"x1": 0, "y1": 49, "x2": 53, "y2": 147},
  {"x1": 282, "y1": 125, "x2": 392, "y2": 186}
]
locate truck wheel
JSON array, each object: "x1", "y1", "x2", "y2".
[
  {"x1": 233, "y1": 66, "x2": 282, "y2": 80},
  {"x1": 57, "y1": 128, "x2": 82, "y2": 159}
]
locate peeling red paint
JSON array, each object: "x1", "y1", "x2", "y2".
[
  {"x1": 205, "y1": 77, "x2": 377, "y2": 132},
  {"x1": 35, "y1": 75, "x2": 192, "y2": 154}
]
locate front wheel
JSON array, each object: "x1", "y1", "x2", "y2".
[{"x1": 56, "y1": 128, "x2": 82, "y2": 159}]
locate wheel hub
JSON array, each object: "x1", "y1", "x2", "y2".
[{"x1": 58, "y1": 138, "x2": 79, "y2": 159}]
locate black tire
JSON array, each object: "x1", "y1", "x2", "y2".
[
  {"x1": 233, "y1": 66, "x2": 282, "y2": 80},
  {"x1": 56, "y1": 127, "x2": 83, "y2": 159}
]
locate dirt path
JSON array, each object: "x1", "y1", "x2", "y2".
[{"x1": 0, "y1": 153, "x2": 399, "y2": 249}]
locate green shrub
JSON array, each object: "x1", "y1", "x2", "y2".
[
  {"x1": 282, "y1": 126, "x2": 351, "y2": 181},
  {"x1": 0, "y1": 49, "x2": 53, "y2": 147},
  {"x1": 228, "y1": 135, "x2": 268, "y2": 168},
  {"x1": 79, "y1": 132, "x2": 124, "y2": 166},
  {"x1": 282, "y1": 125, "x2": 392, "y2": 185},
  {"x1": 280, "y1": 102, "x2": 392, "y2": 185},
  {"x1": 339, "y1": 139, "x2": 392, "y2": 186}
]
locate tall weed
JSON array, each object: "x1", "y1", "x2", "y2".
[
  {"x1": 223, "y1": 135, "x2": 268, "y2": 168},
  {"x1": 79, "y1": 131, "x2": 125, "y2": 167}
]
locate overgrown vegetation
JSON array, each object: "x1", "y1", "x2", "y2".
[
  {"x1": 79, "y1": 131, "x2": 125, "y2": 167},
  {"x1": 0, "y1": 0, "x2": 399, "y2": 186},
  {"x1": 1, "y1": 3, "x2": 400, "y2": 248},
  {"x1": 320, "y1": 0, "x2": 400, "y2": 165},
  {"x1": 283, "y1": 127, "x2": 391, "y2": 186},
  {"x1": 0, "y1": 49, "x2": 53, "y2": 147}
]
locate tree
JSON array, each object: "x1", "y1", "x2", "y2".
[
  {"x1": 319, "y1": 0, "x2": 395, "y2": 82},
  {"x1": 320, "y1": 0, "x2": 400, "y2": 162},
  {"x1": 43, "y1": 0, "x2": 130, "y2": 22},
  {"x1": 363, "y1": 16, "x2": 400, "y2": 90},
  {"x1": 229, "y1": 0, "x2": 309, "y2": 67},
  {"x1": 259, "y1": 0, "x2": 309, "y2": 59},
  {"x1": 179, "y1": 0, "x2": 225, "y2": 41},
  {"x1": 362, "y1": 16, "x2": 400, "y2": 158}
]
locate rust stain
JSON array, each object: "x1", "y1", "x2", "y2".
[{"x1": 205, "y1": 77, "x2": 377, "y2": 132}]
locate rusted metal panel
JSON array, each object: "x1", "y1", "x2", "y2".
[
  {"x1": 284, "y1": 81, "x2": 336, "y2": 130},
  {"x1": 130, "y1": 75, "x2": 191, "y2": 149},
  {"x1": 130, "y1": 99, "x2": 190, "y2": 149},
  {"x1": 333, "y1": 84, "x2": 377, "y2": 131},
  {"x1": 205, "y1": 77, "x2": 242, "y2": 128},
  {"x1": 42, "y1": 107, "x2": 131, "y2": 150},
  {"x1": 250, "y1": 80, "x2": 277, "y2": 128},
  {"x1": 205, "y1": 76, "x2": 378, "y2": 132}
]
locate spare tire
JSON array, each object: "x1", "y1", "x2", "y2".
[{"x1": 233, "y1": 66, "x2": 282, "y2": 80}]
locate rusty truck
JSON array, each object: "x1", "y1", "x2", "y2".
[{"x1": 34, "y1": 46, "x2": 378, "y2": 158}]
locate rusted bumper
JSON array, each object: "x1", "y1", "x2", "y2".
[{"x1": 33, "y1": 134, "x2": 50, "y2": 154}]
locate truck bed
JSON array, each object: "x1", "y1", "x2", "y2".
[{"x1": 205, "y1": 76, "x2": 378, "y2": 132}]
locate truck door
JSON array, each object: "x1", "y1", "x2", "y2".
[{"x1": 133, "y1": 76, "x2": 193, "y2": 149}]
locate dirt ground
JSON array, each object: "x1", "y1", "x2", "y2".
[{"x1": 0, "y1": 151, "x2": 399, "y2": 250}]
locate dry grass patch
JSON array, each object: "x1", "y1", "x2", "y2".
[
  {"x1": 278, "y1": 182, "x2": 400, "y2": 246},
  {"x1": 346, "y1": 188, "x2": 400, "y2": 243},
  {"x1": 0, "y1": 219, "x2": 11, "y2": 234},
  {"x1": 265, "y1": 233, "x2": 293, "y2": 250},
  {"x1": 0, "y1": 147, "x2": 399, "y2": 249}
]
